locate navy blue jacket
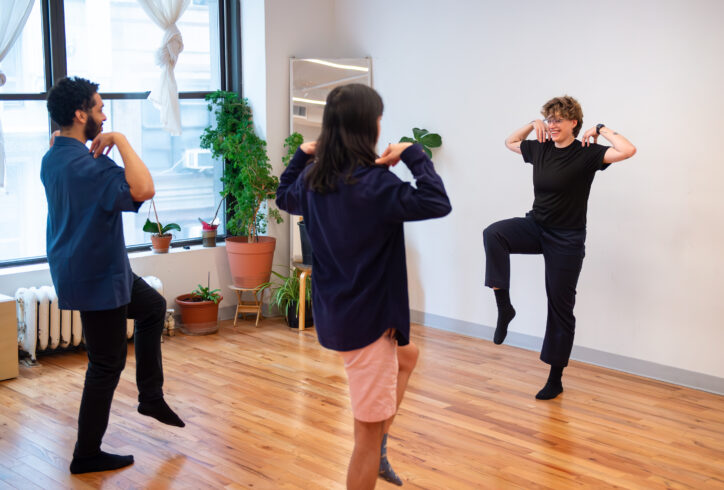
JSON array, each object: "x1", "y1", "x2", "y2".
[
  {"x1": 41, "y1": 136, "x2": 142, "y2": 311},
  {"x1": 276, "y1": 144, "x2": 451, "y2": 351}
]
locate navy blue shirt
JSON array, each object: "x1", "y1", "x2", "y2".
[
  {"x1": 276, "y1": 144, "x2": 451, "y2": 351},
  {"x1": 521, "y1": 139, "x2": 610, "y2": 230},
  {"x1": 41, "y1": 136, "x2": 142, "y2": 311}
]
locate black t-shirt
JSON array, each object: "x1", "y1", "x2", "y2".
[{"x1": 521, "y1": 139, "x2": 610, "y2": 230}]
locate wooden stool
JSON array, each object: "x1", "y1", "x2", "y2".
[
  {"x1": 292, "y1": 262, "x2": 312, "y2": 331},
  {"x1": 229, "y1": 284, "x2": 267, "y2": 327}
]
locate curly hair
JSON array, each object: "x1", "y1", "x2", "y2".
[
  {"x1": 541, "y1": 95, "x2": 583, "y2": 137},
  {"x1": 46, "y1": 77, "x2": 99, "y2": 127}
]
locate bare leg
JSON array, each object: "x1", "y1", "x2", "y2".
[
  {"x1": 347, "y1": 419, "x2": 386, "y2": 490},
  {"x1": 379, "y1": 342, "x2": 419, "y2": 485},
  {"x1": 383, "y1": 342, "x2": 419, "y2": 434}
]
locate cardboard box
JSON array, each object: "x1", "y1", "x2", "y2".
[{"x1": 0, "y1": 294, "x2": 19, "y2": 381}]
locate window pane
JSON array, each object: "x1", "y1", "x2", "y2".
[
  {"x1": 98, "y1": 98, "x2": 224, "y2": 246},
  {"x1": 65, "y1": 0, "x2": 220, "y2": 93},
  {"x1": 0, "y1": 101, "x2": 50, "y2": 261},
  {"x1": 0, "y1": 1, "x2": 45, "y2": 94}
]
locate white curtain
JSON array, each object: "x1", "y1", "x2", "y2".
[
  {"x1": 0, "y1": 0, "x2": 35, "y2": 190},
  {"x1": 137, "y1": 0, "x2": 191, "y2": 136}
]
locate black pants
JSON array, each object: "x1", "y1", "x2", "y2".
[
  {"x1": 74, "y1": 274, "x2": 166, "y2": 458},
  {"x1": 483, "y1": 215, "x2": 585, "y2": 367}
]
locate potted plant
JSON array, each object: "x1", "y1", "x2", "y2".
[
  {"x1": 199, "y1": 198, "x2": 224, "y2": 247},
  {"x1": 142, "y1": 199, "x2": 181, "y2": 253},
  {"x1": 175, "y1": 275, "x2": 223, "y2": 335},
  {"x1": 201, "y1": 91, "x2": 291, "y2": 288},
  {"x1": 399, "y1": 127, "x2": 442, "y2": 157},
  {"x1": 270, "y1": 268, "x2": 313, "y2": 329}
]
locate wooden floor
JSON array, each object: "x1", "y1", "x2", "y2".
[{"x1": 0, "y1": 318, "x2": 723, "y2": 489}]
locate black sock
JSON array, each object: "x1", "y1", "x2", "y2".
[
  {"x1": 138, "y1": 399, "x2": 185, "y2": 427},
  {"x1": 69, "y1": 451, "x2": 134, "y2": 474},
  {"x1": 379, "y1": 433, "x2": 402, "y2": 486},
  {"x1": 493, "y1": 289, "x2": 515, "y2": 345},
  {"x1": 536, "y1": 365, "x2": 564, "y2": 400}
]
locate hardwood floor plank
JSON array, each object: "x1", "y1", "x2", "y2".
[{"x1": 1, "y1": 319, "x2": 722, "y2": 488}]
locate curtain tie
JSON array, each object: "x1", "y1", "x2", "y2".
[{"x1": 154, "y1": 24, "x2": 183, "y2": 69}]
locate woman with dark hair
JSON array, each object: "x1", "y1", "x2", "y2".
[
  {"x1": 277, "y1": 83, "x2": 451, "y2": 489},
  {"x1": 483, "y1": 95, "x2": 636, "y2": 400}
]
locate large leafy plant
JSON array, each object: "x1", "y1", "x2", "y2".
[
  {"x1": 200, "y1": 90, "x2": 282, "y2": 241},
  {"x1": 399, "y1": 128, "x2": 442, "y2": 158},
  {"x1": 282, "y1": 132, "x2": 304, "y2": 166}
]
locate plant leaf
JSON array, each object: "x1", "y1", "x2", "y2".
[
  {"x1": 162, "y1": 223, "x2": 182, "y2": 234},
  {"x1": 419, "y1": 132, "x2": 442, "y2": 148},
  {"x1": 399, "y1": 136, "x2": 415, "y2": 144},
  {"x1": 422, "y1": 146, "x2": 433, "y2": 158},
  {"x1": 142, "y1": 218, "x2": 159, "y2": 233},
  {"x1": 412, "y1": 128, "x2": 428, "y2": 140}
]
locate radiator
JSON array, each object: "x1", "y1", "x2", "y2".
[{"x1": 15, "y1": 276, "x2": 164, "y2": 361}]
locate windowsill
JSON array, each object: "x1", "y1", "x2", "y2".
[
  {"x1": 0, "y1": 243, "x2": 226, "y2": 277},
  {"x1": 127, "y1": 242, "x2": 226, "y2": 260}
]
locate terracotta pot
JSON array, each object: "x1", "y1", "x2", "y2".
[
  {"x1": 151, "y1": 234, "x2": 172, "y2": 253},
  {"x1": 175, "y1": 294, "x2": 223, "y2": 335},
  {"x1": 225, "y1": 236, "x2": 276, "y2": 288}
]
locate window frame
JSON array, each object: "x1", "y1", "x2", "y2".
[{"x1": 0, "y1": 0, "x2": 241, "y2": 268}]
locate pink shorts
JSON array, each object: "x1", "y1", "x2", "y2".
[{"x1": 340, "y1": 333, "x2": 398, "y2": 423}]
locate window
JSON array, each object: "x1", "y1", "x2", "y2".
[{"x1": 0, "y1": 0, "x2": 240, "y2": 265}]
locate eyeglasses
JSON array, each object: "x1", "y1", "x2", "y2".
[{"x1": 544, "y1": 117, "x2": 565, "y2": 125}]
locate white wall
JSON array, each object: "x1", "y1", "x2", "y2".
[
  {"x1": 4, "y1": 0, "x2": 722, "y2": 384},
  {"x1": 327, "y1": 0, "x2": 724, "y2": 378},
  {"x1": 242, "y1": 0, "x2": 338, "y2": 272}
]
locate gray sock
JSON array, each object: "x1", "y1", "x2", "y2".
[{"x1": 379, "y1": 433, "x2": 403, "y2": 486}]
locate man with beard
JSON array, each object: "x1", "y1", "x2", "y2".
[{"x1": 41, "y1": 77, "x2": 184, "y2": 474}]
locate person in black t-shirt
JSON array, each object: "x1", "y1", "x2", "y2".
[{"x1": 483, "y1": 95, "x2": 636, "y2": 400}]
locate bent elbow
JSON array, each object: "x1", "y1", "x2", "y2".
[
  {"x1": 131, "y1": 184, "x2": 155, "y2": 202},
  {"x1": 432, "y1": 200, "x2": 452, "y2": 218},
  {"x1": 442, "y1": 201, "x2": 452, "y2": 217}
]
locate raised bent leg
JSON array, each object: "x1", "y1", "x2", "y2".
[
  {"x1": 379, "y1": 342, "x2": 419, "y2": 485},
  {"x1": 483, "y1": 217, "x2": 542, "y2": 290}
]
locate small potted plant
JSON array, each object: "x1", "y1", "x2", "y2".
[
  {"x1": 270, "y1": 268, "x2": 312, "y2": 329},
  {"x1": 199, "y1": 198, "x2": 224, "y2": 247},
  {"x1": 175, "y1": 274, "x2": 223, "y2": 335},
  {"x1": 143, "y1": 199, "x2": 181, "y2": 253}
]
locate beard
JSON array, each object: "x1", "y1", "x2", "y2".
[{"x1": 83, "y1": 115, "x2": 101, "y2": 141}]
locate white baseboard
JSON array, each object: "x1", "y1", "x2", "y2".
[{"x1": 410, "y1": 310, "x2": 724, "y2": 396}]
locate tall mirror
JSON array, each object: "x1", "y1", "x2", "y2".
[{"x1": 288, "y1": 57, "x2": 372, "y2": 263}]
